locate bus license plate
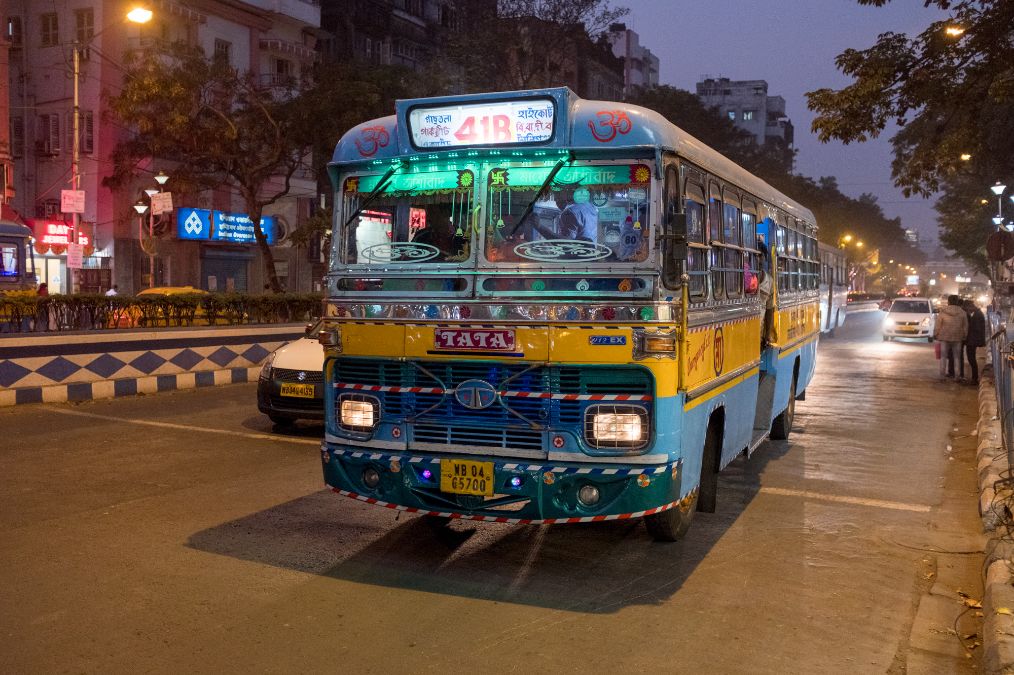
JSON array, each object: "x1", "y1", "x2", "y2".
[
  {"x1": 440, "y1": 459, "x2": 494, "y2": 496},
  {"x1": 280, "y1": 383, "x2": 315, "y2": 398}
]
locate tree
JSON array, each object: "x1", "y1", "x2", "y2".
[
  {"x1": 443, "y1": 0, "x2": 628, "y2": 92},
  {"x1": 106, "y1": 43, "x2": 314, "y2": 292},
  {"x1": 807, "y1": 0, "x2": 1014, "y2": 268}
]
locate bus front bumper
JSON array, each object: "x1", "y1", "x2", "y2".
[{"x1": 321, "y1": 444, "x2": 684, "y2": 523}]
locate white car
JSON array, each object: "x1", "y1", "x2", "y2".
[
  {"x1": 882, "y1": 297, "x2": 936, "y2": 342},
  {"x1": 257, "y1": 321, "x2": 325, "y2": 425}
]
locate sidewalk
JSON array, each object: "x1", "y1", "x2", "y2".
[{"x1": 975, "y1": 365, "x2": 1014, "y2": 673}]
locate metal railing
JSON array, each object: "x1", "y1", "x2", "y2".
[{"x1": 988, "y1": 305, "x2": 1014, "y2": 467}]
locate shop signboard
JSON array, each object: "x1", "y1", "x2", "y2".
[
  {"x1": 67, "y1": 243, "x2": 83, "y2": 269},
  {"x1": 176, "y1": 208, "x2": 275, "y2": 245},
  {"x1": 61, "y1": 190, "x2": 85, "y2": 214},
  {"x1": 29, "y1": 219, "x2": 91, "y2": 248}
]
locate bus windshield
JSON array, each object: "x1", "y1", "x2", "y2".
[
  {"x1": 335, "y1": 169, "x2": 476, "y2": 268},
  {"x1": 484, "y1": 163, "x2": 652, "y2": 264}
]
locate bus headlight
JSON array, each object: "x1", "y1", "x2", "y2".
[
  {"x1": 584, "y1": 405, "x2": 649, "y2": 450},
  {"x1": 339, "y1": 394, "x2": 379, "y2": 430}
]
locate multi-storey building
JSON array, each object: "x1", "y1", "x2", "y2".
[
  {"x1": 696, "y1": 77, "x2": 794, "y2": 150},
  {"x1": 5, "y1": 0, "x2": 320, "y2": 294},
  {"x1": 606, "y1": 22, "x2": 658, "y2": 97}
]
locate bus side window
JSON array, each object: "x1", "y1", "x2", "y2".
[
  {"x1": 742, "y1": 207, "x2": 758, "y2": 294},
  {"x1": 708, "y1": 184, "x2": 723, "y2": 300},
  {"x1": 685, "y1": 197, "x2": 709, "y2": 297},
  {"x1": 723, "y1": 200, "x2": 742, "y2": 298},
  {"x1": 685, "y1": 182, "x2": 707, "y2": 300}
]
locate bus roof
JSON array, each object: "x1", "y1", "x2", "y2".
[
  {"x1": 0, "y1": 221, "x2": 32, "y2": 238},
  {"x1": 330, "y1": 87, "x2": 815, "y2": 225}
]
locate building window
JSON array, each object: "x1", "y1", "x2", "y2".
[
  {"x1": 742, "y1": 110, "x2": 755, "y2": 121},
  {"x1": 38, "y1": 113, "x2": 61, "y2": 155},
  {"x1": 274, "y1": 57, "x2": 292, "y2": 80},
  {"x1": 40, "y1": 12, "x2": 58, "y2": 47},
  {"x1": 727, "y1": 110, "x2": 736, "y2": 121},
  {"x1": 65, "y1": 110, "x2": 94, "y2": 155},
  {"x1": 6, "y1": 16, "x2": 22, "y2": 46},
  {"x1": 75, "y1": 9, "x2": 93, "y2": 43},
  {"x1": 10, "y1": 117, "x2": 23, "y2": 157},
  {"x1": 214, "y1": 38, "x2": 231, "y2": 66}
]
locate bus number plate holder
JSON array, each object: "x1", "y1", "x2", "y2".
[{"x1": 440, "y1": 459, "x2": 494, "y2": 497}]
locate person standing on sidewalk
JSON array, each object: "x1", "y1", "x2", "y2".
[
  {"x1": 963, "y1": 299, "x2": 986, "y2": 385},
  {"x1": 934, "y1": 295, "x2": 968, "y2": 380}
]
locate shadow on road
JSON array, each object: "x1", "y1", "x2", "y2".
[{"x1": 186, "y1": 442, "x2": 791, "y2": 613}]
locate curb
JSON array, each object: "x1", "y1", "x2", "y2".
[
  {"x1": 976, "y1": 365, "x2": 1014, "y2": 673},
  {"x1": 0, "y1": 365, "x2": 262, "y2": 407}
]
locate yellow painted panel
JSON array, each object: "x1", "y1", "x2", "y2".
[
  {"x1": 774, "y1": 300, "x2": 820, "y2": 345},
  {"x1": 683, "y1": 315, "x2": 762, "y2": 391},
  {"x1": 340, "y1": 323, "x2": 407, "y2": 357},
  {"x1": 549, "y1": 327, "x2": 636, "y2": 363}
]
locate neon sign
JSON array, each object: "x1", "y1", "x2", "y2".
[
  {"x1": 408, "y1": 99, "x2": 555, "y2": 148},
  {"x1": 32, "y1": 221, "x2": 91, "y2": 247}
]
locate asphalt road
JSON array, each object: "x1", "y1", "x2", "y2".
[{"x1": 0, "y1": 311, "x2": 986, "y2": 673}]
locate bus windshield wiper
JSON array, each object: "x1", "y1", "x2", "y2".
[
  {"x1": 341, "y1": 160, "x2": 405, "y2": 230},
  {"x1": 506, "y1": 152, "x2": 574, "y2": 237}
]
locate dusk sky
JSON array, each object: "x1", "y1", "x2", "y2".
[{"x1": 624, "y1": 0, "x2": 949, "y2": 246}]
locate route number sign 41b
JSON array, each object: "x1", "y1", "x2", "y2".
[{"x1": 408, "y1": 99, "x2": 555, "y2": 149}]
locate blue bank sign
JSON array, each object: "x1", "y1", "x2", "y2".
[{"x1": 177, "y1": 208, "x2": 276, "y2": 245}]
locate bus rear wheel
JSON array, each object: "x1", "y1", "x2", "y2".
[
  {"x1": 645, "y1": 489, "x2": 697, "y2": 542},
  {"x1": 770, "y1": 377, "x2": 796, "y2": 441}
]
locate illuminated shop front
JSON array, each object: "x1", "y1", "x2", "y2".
[{"x1": 27, "y1": 218, "x2": 111, "y2": 294}]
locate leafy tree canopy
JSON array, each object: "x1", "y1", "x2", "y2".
[
  {"x1": 442, "y1": 0, "x2": 627, "y2": 91},
  {"x1": 807, "y1": 0, "x2": 1014, "y2": 270}
]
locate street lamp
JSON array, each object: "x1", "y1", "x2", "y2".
[
  {"x1": 138, "y1": 172, "x2": 170, "y2": 288},
  {"x1": 991, "y1": 181, "x2": 1006, "y2": 229},
  {"x1": 133, "y1": 201, "x2": 149, "y2": 288}
]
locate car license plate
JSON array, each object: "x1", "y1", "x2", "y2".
[
  {"x1": 440, "y1": 459, "x2": 494, "y2": 496},
  {"x1": 280, "y1": 383, "x2": 315, "y2": 398}
]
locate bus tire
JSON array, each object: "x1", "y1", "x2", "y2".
[
  {"x1": 697, "y1": 422, "x2": 720, "y2": 513},
  {"x1": 770, "y1": 376, "x2": 796, "y2": 441},
  {"x1": 645, "y1": 489, "x2": 697, "y2": 542}
]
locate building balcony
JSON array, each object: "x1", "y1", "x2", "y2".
[
  {"x1": 260, "y1": 38, "x2": 318, "y2": 62},
  {"x1": 241, "y1": 0, "x2": 320, "y2": 27}
]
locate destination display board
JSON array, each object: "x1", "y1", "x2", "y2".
[{"x1": 407, "y1": 99, "x2": 555, "y2": 149}]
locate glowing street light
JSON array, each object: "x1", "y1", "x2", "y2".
[
  {"x1": 960, "y1": 153, "x2": 972, "y2": 161},
  {"x1": 991, "y1": 181, "x2": 1007, "y2": 229},
  {"x1": 127, "y1": 7, "x2": 153, "y2": 23},
  {"x1": 944, "y1": 25, "x2": 966, "y2": 37}
]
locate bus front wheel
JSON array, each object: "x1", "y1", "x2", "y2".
[{"x1": 645, "y1": 488, "x2": 697, "y2": 542}]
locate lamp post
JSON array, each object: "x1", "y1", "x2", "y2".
[
  {"x1": 133, "y1": 200, "x2": 149, "y2": 289},
  {"x1": 139, "y1": 171, "x2": 170, "y2": 288},
  {"x1": 69, "y1": 7, "x2": 153, "y2": 293},
  {"x1": 991, "y1": 181, "x2": 1007, "y2": 230}
]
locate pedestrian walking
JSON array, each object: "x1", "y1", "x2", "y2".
[
  {"x1": 934, "y1": 295, "x2": 968, "y2": 380},
  {"x1": 963, "y1": 299, "x2": 986, "y2": 385}
]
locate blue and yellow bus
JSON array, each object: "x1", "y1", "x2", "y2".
[
  {"x1": 818, "y1": 241, "x2": 847, "y2": 336},
  {"x1": 0, "y1": 221, "x2": 37, "y2": 292},
  {"x1": 317, "y1": 88, "x2": 819, "y2": 541}
]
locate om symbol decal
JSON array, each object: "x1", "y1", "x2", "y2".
[
  {"x1": 513, "y1": 240, "x2": 613, "y2": 262},
  {"x1": 713, "y1": 326, "x2": 725, "y2": 376},
  {"x1": 360, "y1": 242, "x2": 440, "y2": 263},
  {"x1": 588, "y1": 110, "x2": 633, "y2": 143},
  {"x1": 355, "y1": 125, "x2": 391, "y2": 157}
]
